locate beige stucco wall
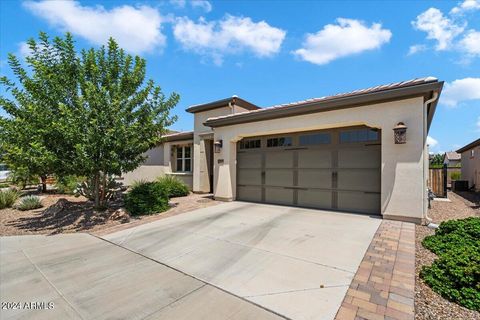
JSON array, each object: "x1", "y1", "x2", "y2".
[
  {"x1": 122, "y1": 140, "x2": 194, "y2": 189},
  {"x1": 460, "y1": 146, "x2": 480, "y2": 191},
  {"x1": 212, "y1": 97, "x2": 428, "y2": 222},
  {"x1": 192, "y1": 104, "x2": 254, "y2": 193}
]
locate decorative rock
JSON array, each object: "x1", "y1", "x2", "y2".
[{"x1": 109, "y1": 208, "x2": 130, "y2": 223}]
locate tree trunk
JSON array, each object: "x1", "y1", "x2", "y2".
[
  {"x1": 93, "y1": 172, "x2": 100, "y2": 209},
  {"x1": 40, "y1": 175, "x2": 47, "y2": 193}
]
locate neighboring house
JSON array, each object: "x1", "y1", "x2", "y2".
[
  {"x1": 123, "y1": 77, "x2": 444, "y2": 224},
  {"x1": 457, "y1": 138, "x2": 480, "y2": 191},
  {"x1": 443, "y1": 151, "x2": 461, "y2": 167}
]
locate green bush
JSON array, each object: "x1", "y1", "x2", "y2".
[
  {"x1": 0, "y1": 188, "x2": 20, "y2": 209},
  {"x1": 421, "y1": 217, "x2": 480, "y2": 310},
  {"x1": 125, "y1": 181, "x2": 169, "y2": 216},
  {"x1": 16, "y1": 195, "x2": 43, "y2": 211},
  {"x1": 157, "y1": 175, "x2": 189, "y2": 198},
  {"x1": 55, "y1": 175, "x2": 85, "y2": 194},
  {"x1": 450, "y1": 171, "x2": 461, "y2": 180}
]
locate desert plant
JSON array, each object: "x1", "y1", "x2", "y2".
[
  {"x1": 16, "y1": 195, "x2": 43, "y2": 211},
  {"x1": 421, "y1": 217, "x2": 480, "y2": 310},
  {"x1": 75, "y1": 175, "x2": 123, "y2": 205},
  {"x1": 0, "y1": 188, "x2": 20, "y2": 209},
  {"x1": 55, "y1": 175, "x2": 85, "y2": 194},
  {"x1": 450, "y1": 171, "x2": 461, "y2": 180},
  {"x1": 124, "y1": 181, "x2": 169, "y2": 216},
  {"x1": 157, "y1": 175, "x2": 189, "y2": 198}
]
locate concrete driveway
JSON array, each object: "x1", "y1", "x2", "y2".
[{"x1": 1, "y1": 202, "x2": 381, "y2": 320}]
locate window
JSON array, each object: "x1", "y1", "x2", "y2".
[
  {"x1": 175, "y1": 145, "x2": 191, "y2": 172},
  {"x1": 340, "y1": 129, "x2": 379, "y2": 143},
  {"x1": 267, "y1": 137, "x2": 292, "y2": 147},
  {"x1": 239, "y1": 139, "x2": 261, "y2": 149},
  {"x1": 299, "y1": 133, "x2": 331, "y2": 146},
  {"x1": 471, "y1": 149, "x2": 475, "y2": 158}
]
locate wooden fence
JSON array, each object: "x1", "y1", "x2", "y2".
[{"x1": 428, "y1": 167, "x2": 447, "y2": 198}]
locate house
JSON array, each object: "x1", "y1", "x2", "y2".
[
  {"x1": 456, "y1": 138, "x2": 480, "y2": 191},
  {"x1": 123, "y1": 77, "x2": 444, "y2": 224},
  {"x1": 443, "y1": 151, "x2": 461, "y2": 167}
]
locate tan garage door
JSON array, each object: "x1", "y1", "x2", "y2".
[{"x1": 237, "y1": 127, "x2": 381, "y2": 214}]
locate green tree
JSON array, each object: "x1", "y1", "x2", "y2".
[
  {"x1": 0, "y1": 32, "x2": 79, "y2": 191},
  {"x1": 430, "y1": 153, "x2": 444, "y2": 166},
  {"x1": 1, "y1": 33, "x2": 179, "y2": 207}
]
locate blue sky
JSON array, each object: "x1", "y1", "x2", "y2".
[{"x1": 1, "y1": 0, "x2": 479, "y2": 153}]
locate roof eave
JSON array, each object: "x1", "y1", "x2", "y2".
[
  {"x1": 186, "y1": 97, "x2": 259, "y2": 114},
  {"x1": 204, "y1": 81, "x2": 444, "y2": 128},
  {"x1": 456, "y1": 138, "x2": 480, "y2": 153}
]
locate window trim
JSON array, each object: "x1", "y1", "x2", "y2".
[{"x1": 175, "y1": 145, "x2": 192, "y2": 172}]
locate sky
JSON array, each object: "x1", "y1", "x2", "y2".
[{"x1": 0, "y1": 0, "x2": 479, "y2": 154}]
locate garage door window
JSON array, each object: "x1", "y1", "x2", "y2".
[
  {"x1": 299, "y1": 133, "x2": 331, "y2": 146},
  {"x1": 340, "y1": 129, "x2": 379, "y2": 143},
  {"x1": 267, "y1": 137, "x2": 292, "y2": 148},
  {"x1": 240, "y1": 139, "x2": 261, "y2": 149}
]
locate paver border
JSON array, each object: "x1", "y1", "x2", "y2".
[{"x1": 335, "y1": 220, "x2": 415, "y2": 320}]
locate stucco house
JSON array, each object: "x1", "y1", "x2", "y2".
[
  {"x1": 122, "y1": 77, "x2": 444, "y2": 224},
  {"x1": 457, "y1": 138, "x2": 480, "y2": 191},
  {"x1": 443, "y1": 151, "x2": 461, "y2": 167}
]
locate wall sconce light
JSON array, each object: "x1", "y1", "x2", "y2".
[
  {"x1": 214, "y1": 140, "x2": 223, "y2": 153},
  {"x1": 393, "y1": 122, "x2": 407, "y2": 144}
]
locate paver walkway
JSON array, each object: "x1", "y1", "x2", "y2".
[{"x1": 335, "y1": 220, "x2": 415, "y2": 320}]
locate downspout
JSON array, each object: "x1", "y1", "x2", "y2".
[{"x1": 424, "y1": 91, "x2": 438, "y2": 226}]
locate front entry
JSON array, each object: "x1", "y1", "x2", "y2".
[{"x1": 236, "y1": 126, "x2": 381, "y2": 214}]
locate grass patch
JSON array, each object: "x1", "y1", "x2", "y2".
[{"x1": 420, "y1": 217, "x2": 480, "y2": 310}]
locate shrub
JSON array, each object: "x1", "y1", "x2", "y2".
[
  {"x1": 124, "y1": 181, "x2": 169, "y2": 216},
  {"x1": 55, "y1": 175, "x2": 85, "y2": 194},
  {"x1": 450, "y1": 171, "x2": 461, "y2": 180},
  {"x1": 157, "y1": 175, "x2": 189, "y2": 198},
  {"x1": 0, "y1": 188, "x2": 20, "y2": 209},
  {"x1": 421, "y1": 217, "x2": 480, "y2": 310},
  {"x1": 16, "y1": 195, "x2": 43, "y2": 211}
]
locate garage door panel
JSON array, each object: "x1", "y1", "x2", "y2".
[
  {"x1": 298, "y1": 169, "x2": 332, "y2": 188},
  {"x1": 237, "y1": 186, "x2": 262, "y2": 202},
  {"x1": 338, "y1": 147, "x2": 380, "y2": 168},
  {"x1": 237, "y1": 153, "x2": 262, "y2": 169},
  {"x1": 238, "y1": 169, "x2": 261, "y2": 186},
  {"x1": 337, "y1": 191, "x2": 380, "y2": 214},
  {"x1": 297, "y1": 190, "x2": 332, "y2": 208},
  {"x1": 265, "y1": 169, "x2": 293, "y2": 187},
  {"x1": 265, "y1": 187, "x2": 294, "y2": 205},
  {"x1": 337, "y1": 169, "x2": 380, "y2": 192},
  {"x1": 265, "y1": 152, "x2": 293, "y2": 168},
  {"x1": 298, "y1": 150, "x2": 332, "y2": 168}
]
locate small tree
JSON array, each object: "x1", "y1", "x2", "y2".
[{"x1": 1, "y1": 33, "x2": 179, "y2": 207}]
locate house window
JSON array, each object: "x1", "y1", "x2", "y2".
[
  {"x1": 299, "y1": 133, "x2": 331, "y2": 146},
  {"x1": 340, "y1": 129, "x2": 379, "y2": 143},
  {"x1": 175, "y1": 145, "x2": 191, "y2": 172},
  {"x1": 471, "y1": 149, "x2": 475, "y2": 158},
  {"x1": 239, "y1": 139, "x2": 261, "y2": 149},
  {"x1": 267, "y1": 137, "x2": 292, "y2": 147}
]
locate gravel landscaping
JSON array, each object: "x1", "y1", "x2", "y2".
[
  {"x1": 415, "y1": 191, "x2": 480, "y2": 320},
  {"x1": 0, "y1": 192, "x2": 220, "y2": 236}
]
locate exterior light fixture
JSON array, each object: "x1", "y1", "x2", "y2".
[
  {"x1": 214, "y1": 140, "x2": 223, "y2": 153},
  {"x1": 393, "y1": 122, "x2": 407, "y2": 144}
]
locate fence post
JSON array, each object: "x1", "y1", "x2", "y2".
[{"x1": 443, "y1": 164, "x2": 448, "y2": 197}]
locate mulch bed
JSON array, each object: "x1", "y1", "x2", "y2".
[
  {"x1": 415, "y1": 191, "x2": 480, "y2": 320},
  {"x1": 0, "y1": 192, "x2": 220, "y2": 236}
]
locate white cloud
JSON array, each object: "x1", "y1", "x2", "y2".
[
  {"x1": 408, "y1": 44, "x2": 427, "y2": 55},
  {"x1": 170, "y1": 0, "x2": 186, "y2": 8},
  {"x1": 451, "y1": 0, "x2": 480, "y2": 14},
  {"x1": 191, "y1": 1, "x2": 212, "y2": 13},
  {"x1": 427, "y1": 136, "x2": 438, "y2": 148},
  {"x1": 412, "y1": 8, "x2": 464, "y2": 51},
  {"x1": 18, "y1": 42, "x2": 32, "y2": 57},
  {"x1": 293, "y1": 18, "x2": 392, "y2": 65},
  {"x1": 459, "y1": 30, "x2": 480, "y2": 56},
  {"x1": 442, "y1": 77, "x2": 480, "y2": 107},
  {"x1": 24, "y1": 1, "x2": 165, "y2": 54},
  {"x1": 173, "y1": 15, "x2": 286, "y2": 65}
]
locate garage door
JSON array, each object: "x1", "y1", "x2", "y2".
[{"x1": 237, "y1": 127, "x2": 381, "y2": 214}]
